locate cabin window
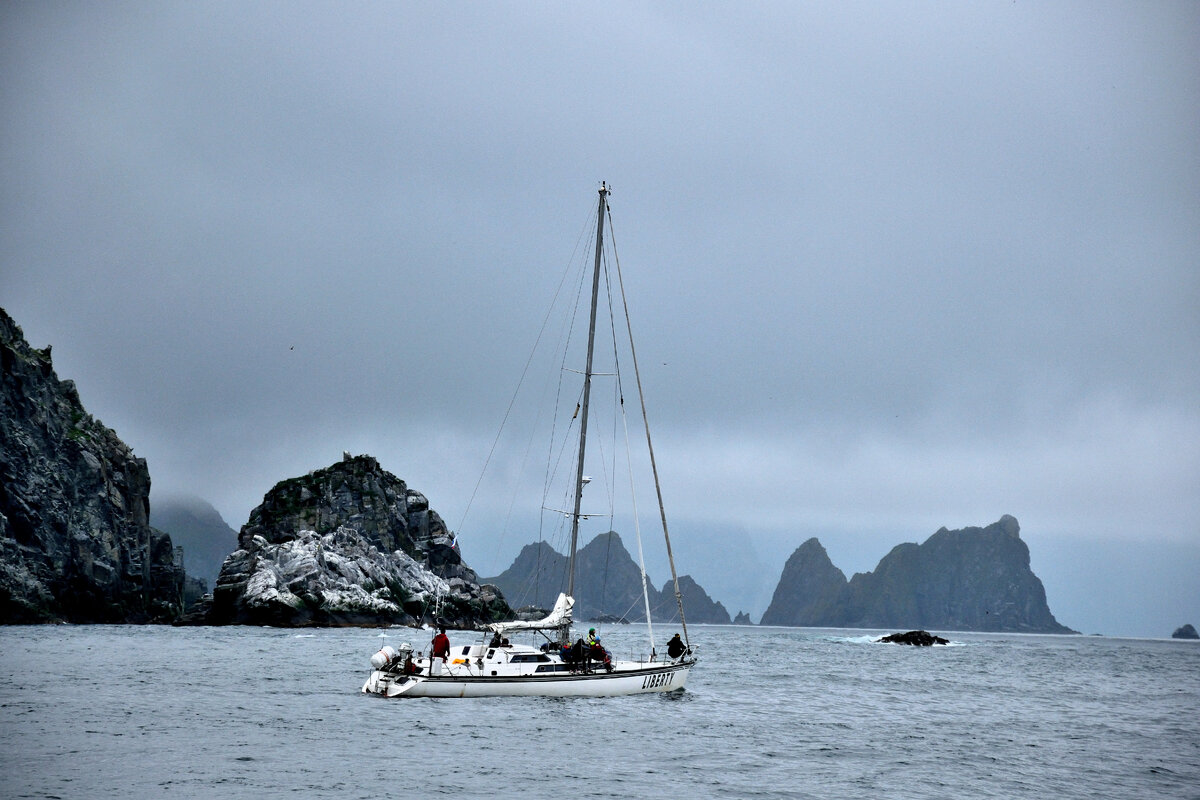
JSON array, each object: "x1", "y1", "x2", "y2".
[
  {"x1": 535, "y1": 664, "x2": 569, "y2": 673},
  {"x1": 461, "y1": 647, "x2": 470, "y2": 655},
  {"x1": 509, "y1": 653, "x2": 552, "y2": 663}
]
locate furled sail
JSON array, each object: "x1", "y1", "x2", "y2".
[{"x1": 486, "y1": 593, "x2": 574, "y2": 634}]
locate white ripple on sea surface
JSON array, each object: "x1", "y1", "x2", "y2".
[{"x1": 0, "y1": 625, "x2": 1196, "y2": 799}]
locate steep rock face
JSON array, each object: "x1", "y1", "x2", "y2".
[
  {"x1": 660, "y1": 574, "x2": 731, "y2": 625},
  {"x1": 762, "y1": 516, "x2": 1075, "y2": 633},
  {"x1": 0, "y1": 308, "x2": 184, "y2": 622},
  {"x1": 575, "y1": 532, "x2": 662, "y2": 622},
  {"x1": 487, "y1": 541, "x2": 567, "y2": 615},
  {"x1": 845, "y1": 516, "x2": 1070, "y2": 632},
  {"x1": 150, "y1": 495, "x2": 238, "y2": 591},
  {"x1": 760, "y1": 538, "x2": 847, "y2": 626},
  {"x1": 208, "y1": 455, "x2": 508, "y2": 627},
  {"x1": 486, "y1": 531, "x2": 731, "y2": 624}
]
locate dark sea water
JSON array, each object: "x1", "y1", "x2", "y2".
[{"x1": 1, "y1": 624, "x2": 1197, "y2": 799}]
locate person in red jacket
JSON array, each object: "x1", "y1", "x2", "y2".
[{"x1": 431, "y1": 627, "x2": 450, "y2": 661}]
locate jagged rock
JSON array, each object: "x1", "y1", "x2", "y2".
[
  {"x1": 733, "y1": 611, "x2": 753, "y2": 625},
  {"x1": 1172, "y1": 624, "x2": 1198, "y2": 640},
  {"x1": 486, "y1": 541, "x2": 565, "y2": 614},
  {"x1": 661, "y1": 574, "x2": 731, "y2": 625},
  {"x1": 762, "y1": 516, "x2": 1076, "y2": 634},
  {"x1": 879, "y1": 630, "x2": 949, "y2": 646},
  {"x1": 205, "y1": 455, "x2": 509, "y2": 627},
  {"x1": 485, "y1": 531, "x2": 731, "y2": 624},
  {"x1": 1, "y1": 308, "x2": 185, "y2": 623},
  {"x1": 760, "y1": 538, "x2": 847, "y2": 626}
]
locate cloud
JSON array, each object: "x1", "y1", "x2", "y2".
[{"x1": 2, "y1": 1, "x2": 1197, "y2": 635}]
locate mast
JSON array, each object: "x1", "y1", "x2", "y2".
[{"x1": 565, "y1": 182, "x2": 609, "y2": 608}]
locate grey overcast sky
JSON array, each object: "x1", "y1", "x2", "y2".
[{"x1": 3, "y1": 2, "x2": 1197, "y2": 637}]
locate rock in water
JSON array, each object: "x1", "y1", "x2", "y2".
[
  {"x1": 879, "y1": 630, "x2": 950, "y2": 646},
  {"x1": 1172, "y1": 624, "x2": 1198, "y2": 640},
  {"x1": 207, "y1": 454, "x2": 509, "y2": 627},
  {"x1": 0, "y1": 308, "x2": 185, "y2": 623}
]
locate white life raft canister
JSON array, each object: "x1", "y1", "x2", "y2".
[{"x1": 370, "y1": 645, "x2": 397, "y2": 670}]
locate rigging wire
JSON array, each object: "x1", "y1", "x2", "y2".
[
  {"x1": 607, "y1": 207, "x2": 691, "y2": 649},
  {"x1": 599, "y1": 201, "x2": 659, "y2": 652},
  {"x1": 455, "y1": 207, "x2": 595, "y2": 539}
]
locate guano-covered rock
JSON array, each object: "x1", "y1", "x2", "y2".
[{"x1": 206, "y1": 454, "x2": 509, "y2": 627}]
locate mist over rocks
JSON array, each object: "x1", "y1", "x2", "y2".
[
  {"x1": 485, "y1": 530, "x2": 732, "y2": 624},
  {"x1": 205, "y1": 454, "x2": 509, "y2": 627},
  {"x1": 150, "y1": 495, "x2": 238, "y2": 591},
  {"x1": 762, "y1": 516, "x2": 1076, "y2": 633},
  {"x1": 0, "y1": 308, "x2": 185, "y2": 623}
]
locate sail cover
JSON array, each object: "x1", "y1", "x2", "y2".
[{"x1": 486, "y1": 593, "x2": 573, "y2": 634}]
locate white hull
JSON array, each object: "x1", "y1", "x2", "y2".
[{"x1": 362, "y1": 643, "x2": 693, "y2": 698}]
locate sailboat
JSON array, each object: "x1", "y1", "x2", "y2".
[{"x1": 362, "y1": 183, "x2": 696, "y2": 698}]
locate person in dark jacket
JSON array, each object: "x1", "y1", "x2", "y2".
[{"x1": 667, "y1": 633, "x2": 686, "y2": 659}]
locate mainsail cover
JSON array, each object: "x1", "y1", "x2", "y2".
[{"x1": 486, "y1": 593, "x2": 574, "y2": 634}]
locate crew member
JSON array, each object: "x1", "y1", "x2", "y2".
[
  {"x1": 585, "y1": 628, "x2": 613, "y2": 672},
  {"x1": 667, "y1": 632, "x2": 686, "y2": 659},
  {"x1": 432, "y1": 626, "x2": 451, "y2": 661}
]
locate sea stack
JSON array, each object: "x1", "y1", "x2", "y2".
[{"x1": 761, "y1": 516, "x2": 1076, "y2": 634}]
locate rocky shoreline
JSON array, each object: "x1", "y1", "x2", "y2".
[{"x1": 1, "y1": 306, "x2": 1091, "y2": 633}]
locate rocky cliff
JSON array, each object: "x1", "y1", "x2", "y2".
[
  {"x1": 761, "y1": 515, "x2": 1076, "y2": 633},
  {"x1": 485, "y1": 530, "x2": 732, "y2": 624},
  {"x1": 0, "y1": 308, "x2": 185, "y2": 622},
  {"x1": 206, "y1": 454, "x2": 509, "y2": 627}
]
